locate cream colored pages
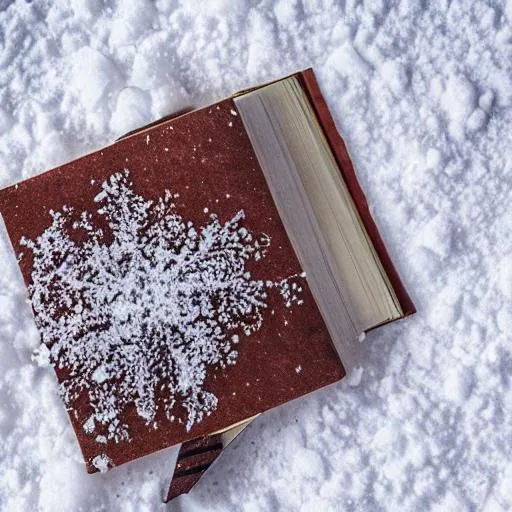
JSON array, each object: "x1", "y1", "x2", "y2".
[{"x1": 234, "y1": 77, "x2": 402, "y2": 358}]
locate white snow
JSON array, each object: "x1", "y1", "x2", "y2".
[{"x1": 0, "y1": 1, "x2": 511, "y2": 511}]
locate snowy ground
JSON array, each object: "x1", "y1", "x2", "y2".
[{"x1": 1, "y1": 0, "x2": 512, "y2": 510}]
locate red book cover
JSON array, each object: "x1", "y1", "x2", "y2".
[{"x1": 0, "y1": 91, "x2": 345, "y2": 474}]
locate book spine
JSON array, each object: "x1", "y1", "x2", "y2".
[{"x1": 298, "y1": 69, "x2": 416, "y2": 317}]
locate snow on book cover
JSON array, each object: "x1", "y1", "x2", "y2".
[{"x1": 0, "y1": 96, "x2": 344, "y2": 473}]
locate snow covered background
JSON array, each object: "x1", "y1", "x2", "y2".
[{"x1": 0, "y1": 0, "x2": 511, "y2": 510}]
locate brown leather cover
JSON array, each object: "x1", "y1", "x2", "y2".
[
  {"x1": 297, "y1": 69, "x2": 416, "y2": 318},
  {"x1": 0, "y1": 94, "x2": 344, "y2": 474}
]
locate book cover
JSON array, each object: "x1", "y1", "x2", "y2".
[{"x1": 0, "y1": 88, "x2": 345, "y2": 473}]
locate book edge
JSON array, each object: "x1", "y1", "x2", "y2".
[{"x1": 297, "y1": 69, "x2": 416, "y2": 318}]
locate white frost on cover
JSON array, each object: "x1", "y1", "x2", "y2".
[
  {"x1": 83, "y1": 415, "x2": 95, "y2": 434},
  {"x1": 0, "y1": 1, "x2": 512, "y2": 511},
  {"x1": 92, "y1": 454, "x2": 112, "y2": 474},
  {"x1": 21, "y1": 170, "x2": 301, "y2": 440}
]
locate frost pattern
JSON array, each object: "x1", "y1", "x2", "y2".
[
  {"x1": 21, "y1": 170, "x2": 303, "y2": 442},
  {"x1": 92, "y1": 454, "x2": 112, "y2": 473}
]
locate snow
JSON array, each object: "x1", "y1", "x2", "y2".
[
  {"x1": 92, "y1": 454, "x2": 112, "y2": 474},
  {"x1": 0, "y1": 1, "x2": 511, "y2": 511}
]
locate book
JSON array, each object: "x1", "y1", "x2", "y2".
[{"x1": 0, "y1": 68, "x2": 414, "y2": 498}]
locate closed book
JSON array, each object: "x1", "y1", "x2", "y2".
[{"x1": 0, "y1": 68, "x2": 414, "y2": 498}]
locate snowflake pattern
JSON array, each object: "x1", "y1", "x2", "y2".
[{"x1": 21, "y1": 170, "x2": 304, "y2": 442}]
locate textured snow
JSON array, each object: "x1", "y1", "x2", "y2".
[{"x1": 0, "y1": 1, "x2": 511, "y2": 511}]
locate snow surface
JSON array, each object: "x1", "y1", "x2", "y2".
[{"x1": 0, "y1": 1, "x2": 511, "y2": 511}]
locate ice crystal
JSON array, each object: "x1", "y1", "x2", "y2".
[
  {"x1": 22, "y1": 170, "x2": 303, "y2": 442},
  {"x1": 92, "y1": 454, "x2": 112, "y2": 473}
]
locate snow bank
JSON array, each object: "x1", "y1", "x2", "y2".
[{"x1": 0, "y1": 1, "x2": 511, "y2": 511}]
